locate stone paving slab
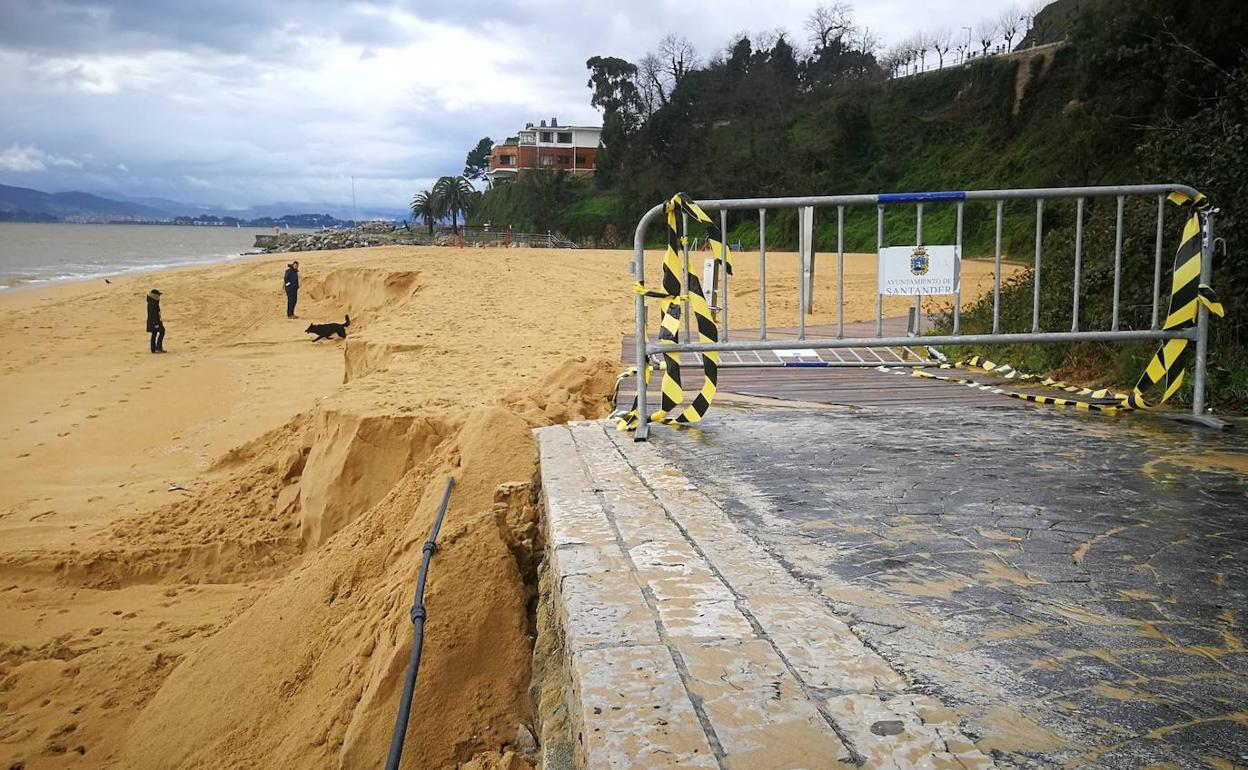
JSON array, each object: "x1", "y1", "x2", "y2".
[
  {"x1": 537, "y1": 420, "x2": 996, "y2": 769},
  {"x1": 633, "y1": 404, "x2": 1248, "y2": 769},
  {"x1": 538, "y1": 427, "x2": 711, "y2": 768}
]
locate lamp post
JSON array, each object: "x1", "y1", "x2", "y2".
[{"x1": 961, "y1": 26, "x2": 972, "y2": 62}]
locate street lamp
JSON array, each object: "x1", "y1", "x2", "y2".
[{"x1": 961, "y1": 26, "x2": 972, "y2": 62}]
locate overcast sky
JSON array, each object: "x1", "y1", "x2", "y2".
[{"x1": 0, "y1": 0, "x2": 1017, "y2": 210}]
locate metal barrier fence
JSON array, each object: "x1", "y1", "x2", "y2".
[
  {"x1": 456, "y1": 226, "x2": 579, "y2": 248},
  {"x1": 629, "y1": 184, "x2": 1220, "y2": 439}
]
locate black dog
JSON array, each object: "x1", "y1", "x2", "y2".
[{"x1": 305, "y1": 314, "x2": 351, "y2": 341}]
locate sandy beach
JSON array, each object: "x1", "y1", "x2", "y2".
[{"x1": 0, "y1": 243, "x2": 1017, "y2": 769}]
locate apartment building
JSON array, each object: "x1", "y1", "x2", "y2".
[{"x1": 486, "y1": 118, "x2": 602, "y2": 185}]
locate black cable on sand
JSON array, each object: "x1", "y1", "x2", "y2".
[{"x1": 385, "y1": 475, "x2": 455, "y2": 770}]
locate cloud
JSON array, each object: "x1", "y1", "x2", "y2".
[
  {"x1": 0, "y1": 144, "x2": 81, "y2": 172},
  {"x1": 0, "y1": 0, "x2": 1010, "y2": 208}
]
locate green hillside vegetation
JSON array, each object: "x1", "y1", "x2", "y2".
[{"x1": 470, "y1": 0, "x2": 1248, "y2": 407}]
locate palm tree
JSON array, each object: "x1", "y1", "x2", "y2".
[
  {"x1": 410, "y1": 190, "x2": 437, "y2": 235},
  {"x1": 432, "y1": 175, "x2": 475, "y2": 234}
]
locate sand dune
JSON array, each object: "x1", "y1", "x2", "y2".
[{"x1": 0, "y1": 243, "x2": 1016, "y2": 769}]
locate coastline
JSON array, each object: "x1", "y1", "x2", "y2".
[
  {"x1": 0, "y1": 221, "x2": 314, "y2": 293},
  {"x1": 0, "y1": 249, "x2": 267, "y2": 297},
  {"x1": 0, "y1": 250, "x2": 259, "y2": 293}
]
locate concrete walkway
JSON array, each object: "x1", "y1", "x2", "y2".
[
  {"x1": 537, "y1": 405, "x2": 1248, "y2": 769},
  {"x1": 539, "y1": 420, "x2": 994, "y2": 769}
]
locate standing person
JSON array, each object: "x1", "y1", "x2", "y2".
[
  {"x1": 283, "y1": 260, "x2": 300, "y2": 318},
  {"x1": 146, "y1": 289, "x2": 166, "y2": 353}
]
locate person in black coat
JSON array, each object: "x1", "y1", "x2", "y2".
[
  {"x1": 283, "y1": 260, "x2": 300, "y2": 318},
  {"x1": 146, "y1": 289, "x2": 166, "y2": 353}
]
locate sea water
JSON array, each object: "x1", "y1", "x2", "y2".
[{"x1": 0, "y1": 223, "x2": 307, "y2": 290}]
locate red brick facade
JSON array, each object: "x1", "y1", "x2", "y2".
[{"x1": 489, "y1": 139, "x2": 598, "y2": 181}]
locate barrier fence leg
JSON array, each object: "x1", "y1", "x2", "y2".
[
  {"x1": 634, "y1": 302, "x2": 650, "y2": 441},
  {"x1": 1191, "y1": 211, "x2": 1212, "y2": 420},
  {"x1": 1175, "y1": 209, "x2": 1228, "y2": 430}
]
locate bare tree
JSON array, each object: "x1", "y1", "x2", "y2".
[
  {"x1": 912, "y1": 33, "x2": 930, "y2": 72},
  {"x1": 931, "y1": 28, "x2": 953, "y2": 69},
  {"x1": 754, "y1": 28, "x2": 781, "y2": 53},
  {"x1": 1022, "y1": 0, "x2": 1049, "y2": 46},
  {"x1": 897, "y1": 39, "x2": 919, "y2": 75},
  {"x1": 637, "y1": 54, "x2": 666, "y2": 115},
  {"x1": 853, "y1": 26, "x2": 881, "y2": 59},
  {"x1": 977, "y1": 19, "x2": 998, "y2": 57},
  {"x1": 805, "y1": 2, "x2": 854, "y2": 52},
  {"x1": 657, "y1": 33, "x2": 698, "y2": 88},
  {"x1": 998, "y1": 6, "x2": 1021, "y2": 51},
  {"x1": 883, "y1": 43, "x2": 909, "y2": 78}
]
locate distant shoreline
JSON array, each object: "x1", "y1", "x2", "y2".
[
  {"x1": 0, "y1": 249, "x2": 271, "y2": 295},
  {"x1": 0, "y1": 217, "x2": 361, "y2": 228},
  {"x1": 0, "y1": 221, "x2": 313, "y2": 293}
]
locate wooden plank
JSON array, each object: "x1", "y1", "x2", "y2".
[{"x1": 612, "y1": 316, "x2": 1031, "y2": 410}]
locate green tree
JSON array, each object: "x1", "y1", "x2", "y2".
[
  {"x1": 410, "y1": 189, "x2": 437, "y2": 235},
  {"x1": 433, "y1": 175, "x2": 477, "y2": 233},
  {"x1": 463, "y1": 137, "x2": 493, "y2": 181},
  {"x1": 586, "y1": 56, "x2": 644, "y2": 186},
  {"x1": 586, "y1": 56, "x2": 643, "y2": 127},
  {"x1": 727, "y1": 35, "x2": 752, "y2": 77},
  {"x1": 519, "y1": 169, "x2": 572, "y2": 232}
]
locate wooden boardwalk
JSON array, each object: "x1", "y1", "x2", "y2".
[{"x1": 618, "y1": 317, "x2": 1017, "y2": 409}]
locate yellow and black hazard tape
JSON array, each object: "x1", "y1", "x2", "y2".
[
  {"x1": 614, "y1": 193, "x2": 732, "y2": 431},
  {"x1": 878, "y1": 358, "x2": 1131, "y2": 412},
  {"x1": 884, "y1": 190, "x2": 1224, "y2": 413}
]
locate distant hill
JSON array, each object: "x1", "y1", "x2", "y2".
[
  {"x1": 0, "y1": 183, "x2": 171, "y2": 220},
  {"x1": 107, "y1": 193, "x2": 410, "y2": 223},
  {"x1": 104, "y1": 193, "x2": 220, "y2": 218},
  {"x1": 0, "y1": 182, "x2": 406, "y2": 224},
  {"x1": 238, "y1": 201, "x2": 411, "y2": 223}
]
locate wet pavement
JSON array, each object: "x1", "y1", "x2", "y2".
[{"x1": 647, "y1": 404, "x2": 1248, "y2": 768}]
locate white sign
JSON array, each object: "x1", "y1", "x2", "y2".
[
  {"x1": 702, "y1": 257, "x2": 717, "y2": 302},
  {"x1": 774, "y1": 349, "x2": 818, "y2": 358},
  {"x1": 878, "y1": 245, "x2": 960, "y2": 296}
]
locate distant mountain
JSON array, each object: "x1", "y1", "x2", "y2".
[
  {"x1": 0, "y1": 183, "x2": 171, "y2": 220},
  {"x1": 238, "y1": 201, "x2": 411, "y2": 222},
  {"x1": 0, "y1": 182, "x2": 406, "y2": 223},
  {"x1": 105, "y1": 193, "x2": 220, "y2": 218},
  {"x1": 100, "y1": 192, "x2": 408, "y2": 222},
  {"x1": 104, "y1": 192, "x2": 409, "y2": 222}
]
